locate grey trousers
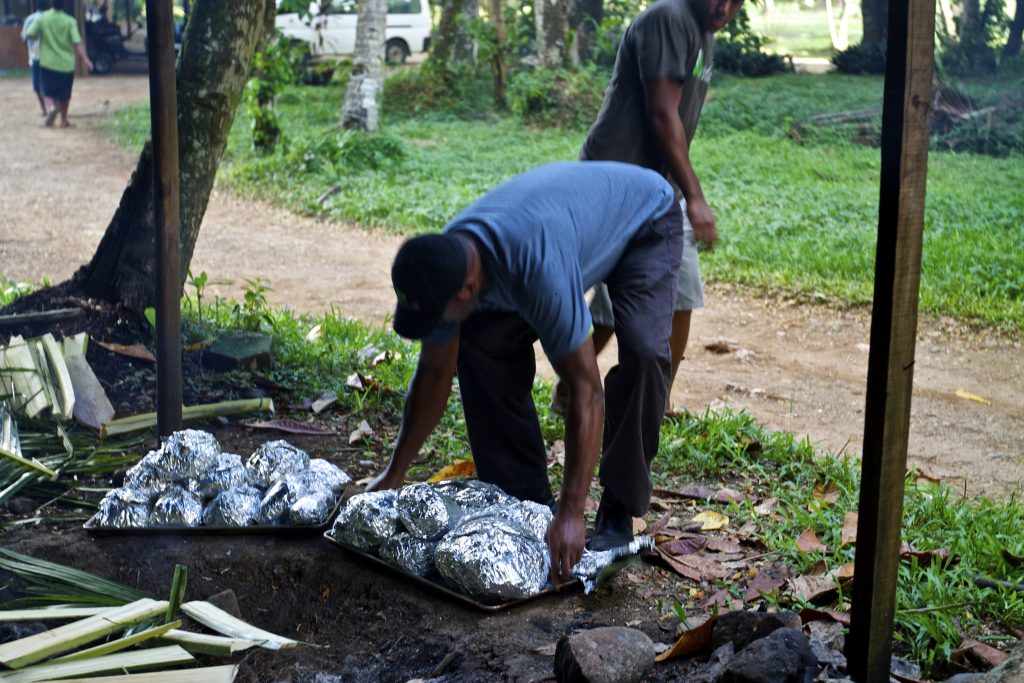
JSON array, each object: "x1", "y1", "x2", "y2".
[{"x1": 457, "y1": 203, "x2": 684, "y2": 515}]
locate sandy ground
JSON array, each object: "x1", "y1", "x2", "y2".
[{"x1": 1, "y1": 74, "x2": 1021, "y2": 498}]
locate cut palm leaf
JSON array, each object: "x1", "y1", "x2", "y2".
[
  {"x1": 0, "y1": 607, "x2": 112, "y2": 622},
  {"x1": 180, "y1": 601, "x2": 300, "y2": 650},
  {"x1": 0, "y1": 548, "x2": 149, "y2": 608},
  {"x1": 49, "y1": 621, "x2": 180, "y2": 663},
  {"x1": 160, "y1": 630, "x2": 259, "y2": 656},
  {"x1": 30, "y1": 664, "x2": 237, "y2": 683},
  {"x1": 0, "y1": 645, "x2": 192, "y2": 683}
]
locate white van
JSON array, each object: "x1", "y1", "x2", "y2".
[{"x1": 276, "y1": 0, "x2": 432, "y2": 64}]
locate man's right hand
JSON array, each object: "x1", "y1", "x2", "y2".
[
  {"x1": 546, "y1": 508, "x2": 586, "y2": 587},
  {"x1": 687, "y1": 197, "x2": 718, "y2": 249}
]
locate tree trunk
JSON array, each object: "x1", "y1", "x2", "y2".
[
  {"x1": 1006, "y1": 0, "x2": 1024, "y2": 56},
  {"x1": 453, "y1": 0, "x2": 479, "y2": 64},
  {"x1": 860, "y1": 0, "x2": 887, "y2": 47},
  {"x1": 74, "y1": 0, "x2": 275, "y2": 312},
  {"x1": 536, "y1": 0, "x2": 570, "y2": 67},
  {"x1": 342, "y1": 0, "x2": 387, "y2": 132},
  {"x1": 432, "y1": 0, "x2": 460, "y2": 68},
  {"x1": 488, "y1": 0, "x2": 508, "y2": 107},
  {"x1": 570, "y1": 0, "x2": 602, "y2": 65}
]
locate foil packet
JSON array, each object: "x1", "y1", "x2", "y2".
[
  {"x1": 197, "y1": 452, "x2": 249, "y2": 499},
  {"x1": 246, "y1": 440, "x2": 310, "y2": 487},
  {"x1": 397, "y1": 483, "x2": 463, "y2": 541},
  {"x1": 203, "y1": 485, "x2": 263, "y2": 527},
  {"x1": 379, "y1": 532, "x2": 438, "y2": 577},
  {"x1": 572, "y1": 535, "x2": 655, "y2": 594},
  {"x1": 148, "y1": 486, "x2": 204, "y2": 527},
  {"x1": 307, "y1": 458, "x2": 351, "y2": 493},
  {"x1": 331, "y1": 490, "x2": 400, "y2": 551},
  {"x1": 256, "y1": 480, "x2": 291, "y2": 525},
  {"x1": 122, "y1": 455, "x2": 171, "y2": 500},
  {"x1": 435, "y1": 524, "x2": 550, "y2": 601},
  {"x1": 452, "y1": 499, "x2": 553, "y2": 544},
  {"x1": 289, "y1": 491, "x2": 334, "y2": 526},
  {"x1": 436, "y1": 479, "x2": 512, "y2": 511},
  {"x1": 92, "y1": 488, "x2": 151, "y2": 528},
  {"x1": 153, "y1": 429, "x2": 221, "y2": 480}
]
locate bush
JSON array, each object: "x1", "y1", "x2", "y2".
[
  {"x1": 279, "y1": 130, "x2": 407, "y2": 176},
  {"x1": 714, "y1": 6, "x2": 790, "y2": 77},
  {"x1": 507, "y1": 65, "x2": 608, "y2": 129},
  {"x1": 833, "y1": 42, "x2": 887, "y2": 74},
  {"x1": 384, "y1": 63, "x2": 494, "y2": 120}
]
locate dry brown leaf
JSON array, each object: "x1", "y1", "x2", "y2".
[
  {"x1": 649, "y1": 508, "x2": 675, "y2": 536},
  {"x1": 955, "y1": 389, "x2": 991, "y2": 405},
  {"x1": 840, "y1": 511, "x2": 858, "y2": 545},
  {"x1": 705, "y1": 537, "x2": 742, "y2": 554},
  {"x1": 953, "y1": 639, "x2": 1008, "y2": 668},
  {"x1": 900, "y1": 542, "x2": 954, "y2": 566},
  {"x1": 348, "y1": 419, "x2": 374, "y2": 444},
  {"x1": 655, "y1": 615, "x2": 718, "y2": 663},
  {"x1": 246, "y1": 418, "x2": 336, "y2": 435},
  {"x1": 660, "y1": 536, "x2": 707, "y2": 556},
  {"x1": 692, "y1": 511, "x2": 729, "y2": 531},
  {"x1": 788, "y1": 574, "x2": 838, "y2": 604},
  {"x1": 426, "y1": 459, "x2": 477, "y2": 483},
  {"x1": 632, "y1": 518, "x2": 647, "y2": 535},
  {"x1": 811, "y1": 481, "x2": 840, "y2": 507},
  {"x1": 94, "y1": 339, "x2": 156, "y2": 362},
  {"x1": 744, "y1": 563, "x2": 790, "y2": 602},
  {"x1": 799, "y1": 608, "x2": 851, "y2": 627},
  {"x1": 753, "y1": 498, "x2": 779, "y2": 516},
  {"x1": 547, "y1": 439, "x2": 565, "y2": 468},
  {"x1": 832, "y1": 563, "x2": 856, "y2": 580},
  {"x1": 655, "y1": 547, "x2": 729, "y2": 581},
  {"x1": 796, "y1": 529, "x2": 829, "y2": 553}
]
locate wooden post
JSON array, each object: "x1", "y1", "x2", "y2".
[
  {"x1": 145, "y1": 0, "x2": 183, "y2": 437},
  {"x1": 846, "y1": 0, "x2": 935, "y2": 678}
]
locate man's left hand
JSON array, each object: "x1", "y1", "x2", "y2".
[{"x1": 546, "y1": 508, "x2": 586, "y2": 586}]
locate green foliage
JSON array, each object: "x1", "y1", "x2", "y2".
[
  {"x1": 384, "y1": 61, "x2": 495, "y2": 119},
  {"x1": 832, "y1": 41, "x2": 887, "y2": 74},
  {"x1": 233, "y1": 277, "x2": 273, "y2": 331},
  {"x1": 1, "y1": 277, "x2": 38, "y2": 306},
  {"x1": 715, "y1": 6, "x2": 791, "y2": 77},
  {"x1": 507, "y1": 65, "x2": 608, "y2": 129},
  {"x1": 245, "y1": 34, "x2": 309, "y2": 153},
  {"x1": 937, "y1": 0, "x2": 1009, "y2": 75}
]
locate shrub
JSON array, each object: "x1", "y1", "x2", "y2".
[
  {"x1": 507, "y1": 65, "x2": 608, "y2": 129},
  {"x1": 714, "y1": 6, "x2": 790, "y2": 77},
  {"x1": 384, "y1": 63, "x2": 494, "y2": 120},
  {"x1": 833, "y1": 41, "x2": 887, "y2": 74}
]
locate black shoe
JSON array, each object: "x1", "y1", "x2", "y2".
[{"x1": 588, "y1": 493, "x2": 633, "y2": 551}]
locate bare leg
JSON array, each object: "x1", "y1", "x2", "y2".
[
  {"x1": 665, "y1": 310, "x2": 692, "y2": 414},
  {"x1": 59, "y1": 99, "x2": 70, "y2": 127},
  {"x1": 36, "y1": 93, "x2": 46, "y2": 115},
  {"x1": 44, "y1": 97, "x2": 59, "y2": 126}
]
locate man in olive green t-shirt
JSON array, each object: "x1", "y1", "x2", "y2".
[{"x1": 27, "y1": 0, "x2": 94, "y2": 128}]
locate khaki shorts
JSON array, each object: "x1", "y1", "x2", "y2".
[{"x1": 591, "y1": 200, "x2": 704, "y2": 328}]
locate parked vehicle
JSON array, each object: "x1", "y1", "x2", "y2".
[
  {"x1": 84, "y1": 6, "x2": 184, "y2": 74},
  {"x1": 276, "y1": 0, "x2": 431, "y2": 65}
]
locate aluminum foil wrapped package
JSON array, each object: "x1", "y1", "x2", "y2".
[
  {"x1": 571, "y1": 535, "x2": 655, "y2": 594},
  {"x1": 289, "y1": 492, "x2": 334, "y2": 526},
  {"x1": 284, "y1": 470, "x2": 338, "y2": 507},
  {"x1": 379, "y1": 532, "x2": 438, "y2": 577},
  {"x1": 92, "y1": 489, "x2": 151, "y2": 528},
  {"x1": 435, "y1": 524, "x2": 550, "y2": 600},
  {"x1": 255, "y1": 480, "x2": 291, "y2": 525},
  {"x1": 307, "y1": 458, "x2": 351, "y2": 494},
  {"x1": 397, "y1": 483, "x2": 463, "y2": 541},
  {"x1": 453, "y1": 500, "x2": 552, "y2": 544},
  {"x1": 436, "y1": 480, "x2": 512, "y2": 511},
  {"x1": 246, "y1": 440, "x2": 310, "y2": 487},
  {"x1": 153, "y1": 429, "x2": 221, "y2": 481},
  {"x1": 501, "y1": 500, "x2": 553, "y2": 543},
  {"x1": 331, "y1": 490, "x2": 400, "y2": 551},
  {"x1": 122, "y1": 455, "x2": 171, "y2": 500},
  {"x1": 197, "y1": 453, "x2": 249, "y2": 499},
  {"x1": 203, "y1": 485, "x2": 263, "y2": 527},
  {"x1": 148, "y1": 486, "x2": 204, "y2": 527}
]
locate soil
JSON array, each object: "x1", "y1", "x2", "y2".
[{"x1": 0, "y1": 73, "x2": 1022, "y2": 681}]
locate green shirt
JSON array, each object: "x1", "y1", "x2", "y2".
[{"x1": 27, "y1": 9, "x2": 82, "y2": 73}]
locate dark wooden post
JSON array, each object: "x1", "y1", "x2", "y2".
[
  {"x1": 145, "y1": 0, "x2": 183, "y2": 437},
  {"x1": 846, "y1": 0, "x2": 935, "y2": 678}
]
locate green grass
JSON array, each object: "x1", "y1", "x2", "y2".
[
  {"x1": 106, "y1": 71, "x2": 1024, "y2": 331},
  {"x1": 748, "y1": 2, "x2": 863, "y2": 59}
]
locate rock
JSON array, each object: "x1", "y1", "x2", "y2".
[
  {"x1": 685, "y1": 642, "x2": 736, "y2": 683},
  {"x1": 982, "y1": 638, "x2": 1024, "y2": 682},
  {"x1": 7, "y1": 497, "x2": 36, "y2": 515},
  {"x1": 204, "y1": 332, "x2": 273, "y2": 372},
  {"x1": 554, "y1": 627, "x2": 656, "y2": 683},
  {"x1": 711, "y1": 611, "x2": 803, "y2": 652},
  {"x1": 206, "y1": 589, "x2": 242, "y2": 619},
  {"x1": 720, "y1": 628, "x2": 818, "y2": 683}
]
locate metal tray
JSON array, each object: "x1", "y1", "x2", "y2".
[
  {"x1": 82, "y1": 499, "x2": 343, "y2": 536},
  {"x1": 323, "y1": 530, "x2": 579, "y2": 612}
]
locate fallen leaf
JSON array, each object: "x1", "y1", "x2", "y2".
[
  {"x1": 799, "y1": 608, "x2": 851, "y2": 627},
  {"x1": 692, "y1": 511, "x2": 729, "y2": 531},
  {"x1": 788, "y1": 573, "x2": 838, "y2": 605},
  {"x1": 713, "y1": 487, "x2": 748, "y2": 504},
  {"x1": 547, "y1": 439, "x2": 565, "y2": 468},
  {"x1": 806, "y1": 619, "x2": 846, "y2": 650},
  {"x1": 753, "y1": 498, "x2": 779, "y2": 516},
  {"x1": 346, "y1": 373, "x2": 365, "y2": 390},
  {"x1": 953, "y1": 639, "x2": 1008, "y2": 668},
  {"x1": 677, "y1": 484, "x2": 714, "y2": 500},
  {"x1": 704, "y1": 339, "x2": 736, "y2": 354},
  {"x1": 247, "y1": 419, "x2": 336, "y2": 435},
  {"x1": 311, "y1": 391, "x2": 337, "y2": 414},
  {"x1": 427, "y1": 459, "x2": 476, "y2": 483},
  {"x1": 371, "y1": 350, "x2": 393, "y2": 367},
  {"x1": 660, "y1": 536, "x2": 707, "y2": 556},
  {"x1": 705, "y1": 537, "x2": 742, "y2": 554},
  {"x1": 649, "y1": 508, "x2": 675, "y2": 536},
  {"x1": 348, "y1": 419, "x2": 374, "y2": 444},
  {"x1": 94, "y1": 339, "x2": 156, "y2": 363},
  {"x1": 955, "y1": 389, "x2": 991, "y2": 405},
  {"x1": 796, "y1": 529, "x2": 829, "y2": 553},
  {"x1": 841, "y1": 511, "x2": 858, "y2": 545},
  {"x1": 744, "y1": 563, "x2": 790, "y2": 602},
  {"x1": 812, "y1": 481, "x2": 840, "y2": 506},
  {"x1": 654, "y1": 615, "x2": 718, "y2": 663},
  {"x1": 700, "y1": 589, "x2": 731, "y2": 610},
  {"x1": 900, "y1": 543, "x2": 953, "y2": 566},
  {"x1": 832, "y1": 563, "x2": 855, "y2": 580},
  {"x1": 655, "y1": 547, "x2": 729, "y2": 581}
]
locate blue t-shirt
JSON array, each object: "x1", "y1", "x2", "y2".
[{"x1": 426, "y1": 161, "x2": 675, "y2": 362}]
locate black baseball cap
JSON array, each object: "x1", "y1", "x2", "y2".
[{"x1": 391, "y1": 233, "x2": 467, "y2": 340}]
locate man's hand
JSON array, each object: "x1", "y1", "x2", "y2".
[
  {"x1": 364, "y1": 467, "x2": 405, "y2": 493},
  {"x1": 687, "y1": 197, "x2": 718, "y2": 249},
  {"x1": 546, "y1": 508, "x2": 586, "y2": 586}
]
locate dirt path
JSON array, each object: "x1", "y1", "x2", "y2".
[{"x1": 2, "y1": 75, "x2": 1021, "y2": 498}]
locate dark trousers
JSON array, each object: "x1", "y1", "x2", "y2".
[{"x1": 457, "y1": 204, "x2": 685, "y2": 515}]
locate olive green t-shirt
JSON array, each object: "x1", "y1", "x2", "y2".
[
  {"x1": 581, "y1": 0, "x2": 714, "y2": 194},
  {"x1": 27, "y1": 9, "x2": 82, "y2": 73}
]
